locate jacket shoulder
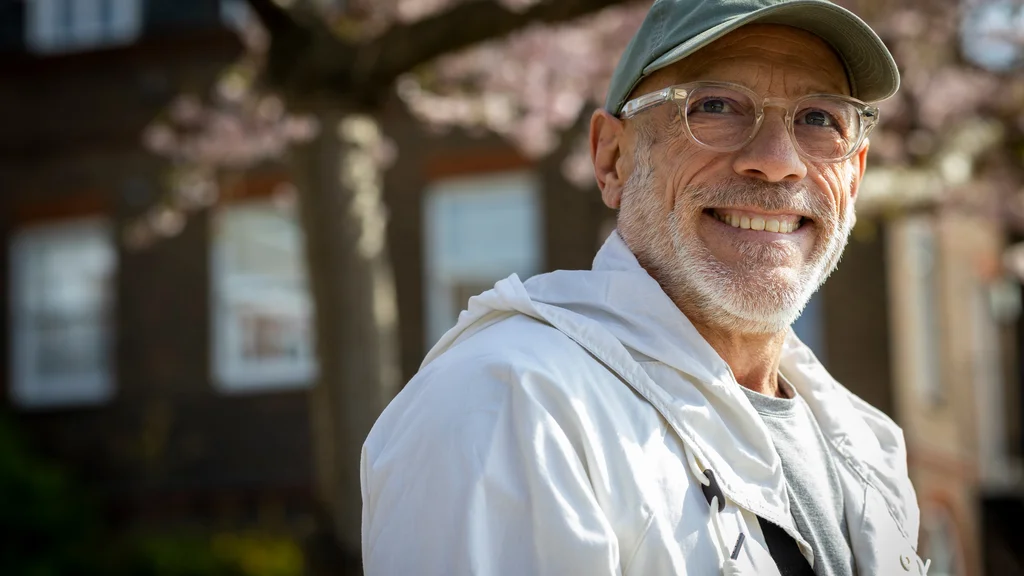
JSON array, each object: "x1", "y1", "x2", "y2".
[
  {"x1": 364, "y1": 313, "x2": 617, "y2": 460},
  {"x1": 421, "y1": 312, "x2": 614, "y2": 396},
  {"x1": 360, "y1": 313, "x2": 624, "y2": 575}
]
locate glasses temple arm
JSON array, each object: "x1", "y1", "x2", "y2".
[{"x1": 620, "y1": 87, "x2": 685, "y2": 118}]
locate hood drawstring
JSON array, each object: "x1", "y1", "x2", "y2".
[{"x1": 683, "y1": 443, "x2": 747, "y2": 576}]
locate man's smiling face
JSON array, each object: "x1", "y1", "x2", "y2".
[{"x1": 612, "y1": 24, "x2": 868, "y2": 334}]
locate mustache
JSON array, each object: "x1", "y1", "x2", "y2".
[{"x1": 689, "y1": 180, "x2": 835, "y2": 224}]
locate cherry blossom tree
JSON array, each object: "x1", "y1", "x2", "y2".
[{"x1": 137, "y1": 1, "x2": 642, "y2": 564}]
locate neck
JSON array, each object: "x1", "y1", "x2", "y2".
[
  {"x1": 687, "y1": 309, "x2": 789, "y2": 398},
  {"x1": 623, "y1": 240, "x2": 792, "y2": 397}
]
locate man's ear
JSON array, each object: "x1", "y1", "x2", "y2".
[
  {"x1": 590, "y1": 108, "x2": 628, "y2": 209},
  {"x1": 848, "y1": 139, "x2": 869, "y2": 203}
]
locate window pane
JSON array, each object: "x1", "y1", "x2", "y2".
[
  {"x1": 906, "y1": 216, "x2": 944, "y2": 405},
  {"x1": 920, "y1": 505, "x2": 966, "y2": 576},
  {"x1": 107, "y1": 0, "x2": 141, "y2": 42},
  {"x1": 9, "y1": 217, "x2": 116, "y2": 409},
  {"x1": 220, "y1": 0, "x2": 252, "y2": 32},
  {"x1": 25, "y1": 0, "x2": 61, "y2": 51},
  {"x1": 71, "y1": 0, "x2": 102, "y2": 46},
  {"x1": 25, "y1": 0, "x2": 141, "y2": 54},
  {"x1": 211, "y1": 198, "x2": 317, "y2": 392},
  {"x1": 423, "y1": 171, "x2": 541, "y2": 346}
]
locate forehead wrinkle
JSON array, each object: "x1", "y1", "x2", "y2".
[
  {"x1": 682, "y1": 48, "x2": 846, "y2": 87},
  {"x1": 681, "y1": 58, "x2": 846, "y2": 95}
]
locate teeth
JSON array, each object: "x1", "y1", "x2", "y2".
[{"x1": 714, "y1": 210, "x2": 802, "y2": 234}]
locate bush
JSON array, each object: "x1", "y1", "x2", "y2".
[
  {"x1": 116, "y1": 531, "x2": 304, "y2": 576},
  {"x1": 0, "y1": 414, "x2": 98, "y2": 576},
  {"x1": 0, "y1": 414, "x2": 305, "y2": 576}
]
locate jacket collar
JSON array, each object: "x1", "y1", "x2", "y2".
[
  {"x1": 523, "y1": 232, "x2": 794, "y2": 526},
  {"x1": 426, "y1": 231, "x2": 909, "y2": 541},
  {"x1": 531, "y1": 232, "x2": 906, "y2": 532}
]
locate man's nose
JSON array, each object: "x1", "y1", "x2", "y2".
[{"x1": 731, "y1": 112, "x2": 807, "y2": 183}]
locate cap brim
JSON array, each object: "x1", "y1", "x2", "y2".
[{"x1": 643, "y1": 0, "x2": 899, "y2": 103}]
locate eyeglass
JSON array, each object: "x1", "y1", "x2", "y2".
[{"x1": 619, "y1": 81, "x2": 880, "y2": 163}]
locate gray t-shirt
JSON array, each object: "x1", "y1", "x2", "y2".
[{"x1": 741, "y1": 378, "x2": 856, "y2": 576}]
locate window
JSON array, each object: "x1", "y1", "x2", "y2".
[
  {"x1": 423, "y1": 171, "x2": 542, "y2": 346},
  {"x1": 919, "y1": 505, "x2": 966, "y2": 576},
  {"x1": 26, "y1": 0, "x2": 141, "y2": 54},
  {"x1": 904, "y1": 216, "x2": 944, "y2": 406},
  {"x1": 9, "y1": 217, "x2": 116, "y2": 409},
  {"x1": 211, "y1": 198, "x2": 316, "y2": 392},
  {"x1": 219, "y1": 0, "x2": 250, "y2": 32},
  {"x1": 961, "y1": 1, "x2": 1024, "y2": 72}
]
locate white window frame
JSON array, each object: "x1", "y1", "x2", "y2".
[
  {"x1": 423, "y1": 170, "x2": 542, "y2": 346},
  {"x1": 210, "y1": 198, "x2": 317, "y2": 393},
  {"x1": 8, "y1": 216, "x2": 116, "y2": 409},
  {"x1": 904, "y1": 216, "x2": 945, "y2": 406},
  {"x1": 25, "y1": 0, "x2": 142, "y2": 55}
]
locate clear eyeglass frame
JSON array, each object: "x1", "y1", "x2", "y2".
[{"x1": 618, "y1": 81, "x2": 880, "y2": 163}]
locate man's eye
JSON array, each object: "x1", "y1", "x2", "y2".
[
  {"x1": 799, "y1": 109, "x2": 834, "y2": 127},
  {"x1": 694, "y1": 98, "x2": 732, "y2": 114}
]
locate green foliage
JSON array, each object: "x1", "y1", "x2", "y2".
[
  {"x1": 0, "y1": 414, "x2": 304, "y2": 576},
  {"x1": 115, "y1": 531, "x2": 305, "y2": 576},
  {"x1": 0, "y1": 414, "x2": 98, "y2": 576}
]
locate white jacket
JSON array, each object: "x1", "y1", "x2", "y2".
[{"x1": 361, "y1": 232, "x2": 927, "y2": 576}]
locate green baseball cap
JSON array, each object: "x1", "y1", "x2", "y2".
[{"x1": 604, "y1": 0, "x2": 900, "y2": 114}]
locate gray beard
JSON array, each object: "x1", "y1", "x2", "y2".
[{"x1": 617, "y1": 143, "x2": 855, "y2": 335}]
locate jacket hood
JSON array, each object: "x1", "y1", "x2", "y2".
[
  {"x1": 424, "y1": 231, "x2": 729, "y2": 377},
  {"x1": 422, "y1": 231, "x2": 916, "y2": 539}
]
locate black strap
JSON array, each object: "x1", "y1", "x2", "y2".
[
  {"x1": 701, "y1": 469, "x2": 725, "y2": 512},
  {"x1": 758, "y1": 517, "x2": 815, "y2": 576}
]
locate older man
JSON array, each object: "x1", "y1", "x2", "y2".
[{"x1": 362, "y1": 1, "x2": 926, "y2": 575}]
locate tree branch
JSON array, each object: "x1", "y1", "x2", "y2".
[
  {"x1": 245, "y1": 0, "x2": 344, "y2": 101},
  {"x1": 357, "y1": 0, "x2": 634, "y2": 89},
  {"x1": 255, "y1": 0, "x2": 635, "y2": 105},
  {"x1": 244, "y1": 0, "x2": 301, "y2": 39}
]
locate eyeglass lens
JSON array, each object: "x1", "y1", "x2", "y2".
[{"x1": 682, "y1": 85, "x2": 861, "y2": 160}]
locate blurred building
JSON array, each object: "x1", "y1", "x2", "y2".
[
  {"x1": 0, "y1": 0, "x2": 325, "y2": 541},
  {"x1": 853, "y1": 169, "x2": 1024, "y2": 575},
  {"x1": 1, "y1": 1, "x2": 1022, "y2": 576}
]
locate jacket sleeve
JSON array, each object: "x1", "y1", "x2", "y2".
[{"x1": 361, "y1": 357, "x2": 622, "y2": 575}]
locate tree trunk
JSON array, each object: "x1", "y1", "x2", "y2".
[
  {"x1": 289, "y1": 106, "x2": 401, "y2": 559},
  {"x1": 541, "y1": 108, "x2": 614, "y2": 271}
]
